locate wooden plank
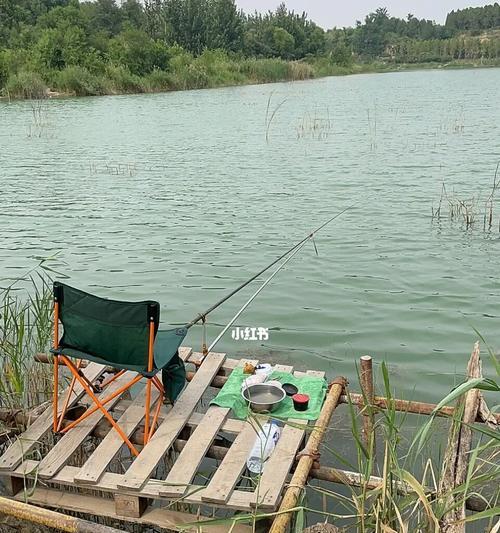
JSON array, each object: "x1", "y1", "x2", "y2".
[
  {"x1": 37, "y1": 372, "x2": 134, "y2": 479},
  {"x1": 244, "y1": 368, "x2": 324, "y2": 509},
  {"x1": 189, "y1": 411, "x2": 244, "y2": 434},
  {"x1": 118, "y1": 352, "x2": 226, "y2": 491},
  {"x1": 0, "y1": 362, "x2": 106, "y2": 472},
  {"x1": 15, "y1": 487, "x2": 253, "y2": 533},
  {"x1": 178, "y1": 346, "x2": 192, "y2": 362},
  {"x1": 200, "y1": 419, "x2": 260, "y2": 505},
  {"x1": 74, "y1": 385, "x2": 160, "y2": 485},
  {"x1": 14, "y1": 460, "x2": 254, "y2": 511},
  {"x1": 307, "y1": 369, "x2": 326, "y2": 379},
  {"x1": 159, "y1": 406, "x2": 230, "y2": 497},
  {"x1": 250, "y1": 418, "x2": 306, "y2": 510},
  {"x1": 273, "y1": 364, "x2": 293, "y2": 373},
  {"x1": 107, "y1": 405, "x2": 244, "y2": 434}
]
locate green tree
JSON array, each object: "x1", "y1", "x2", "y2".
[
  {"x1": 271, "y1": 27, "x2": 294, "y2": 58},
  {"x1": 81, "y1": 0, "x2": 122, "y2": 37},
  {"x1": 109, "y1": 28, "x2": 171, "y2": 75},
  {"x1": 206, "y1": 0, "x2": 243, "y2": 52}
]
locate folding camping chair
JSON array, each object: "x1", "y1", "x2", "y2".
[{"x1": 51, "y1": 282, "x2": 187, "y2": 457}]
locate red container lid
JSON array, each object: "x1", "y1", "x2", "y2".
[{"x1": 292, "y1": 393, "x2": 309, "y2": 404}]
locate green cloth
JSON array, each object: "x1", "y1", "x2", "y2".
[{"x1": 210, "y1": 368, "x2": 327, "y2": 421}]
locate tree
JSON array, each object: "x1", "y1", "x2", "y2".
[
  {"x1": 121, "y1": 0, "x2": 145, "y2": 30},
  {"x1": 81, "y1": 0, "x2": 122, "y2": 37},
  {"x1": 206, "y1": 0, "x2": 243, "y2": 52},
  {"x1": 272, "y1": 27, "x2": 294, "y2": 58},
  {"x1": 109, "y1": 28, "x2": 171, "y2": 75}
]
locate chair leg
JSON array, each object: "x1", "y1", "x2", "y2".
[
  {"x1": 144, "y1": 378, "x2": 152, "y2": 445},
  {"x1": 59, "y1": 356, "x2": 139, "y2": 457},
  {"x1": 100, "y1": 369, "x2": 126, "y2": 389},
  {"x1": 56, "y1": 359, "x2": 82, "y2": 432},
  {"x1": 61, "y1": 373, "x2": 142, "y2": 433},
  {"x1": 152, "y1": 376, "x2": 164, "y2": 393},
  {"x1": 148, "y1": 392, "x2": 163, "y2": 443},
  {"x1": 52, "y1": 355, "x2": 59, "y2": 432}
]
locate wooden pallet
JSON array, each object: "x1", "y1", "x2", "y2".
[{"x1": 0, "y1": 348, "x2": 325, "y2": 531}]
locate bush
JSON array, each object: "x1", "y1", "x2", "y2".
[
  {"x1": 4, "y1": 71, "x2": 47, "y2": 99},
  {"x1": 55, "y1": 66, "x2": 106, "y2": 96},
  {"x1": 144, "y1": 69, "x2": 174, "y2": 92},
  {"x1": 104, "y1": 65, "x2": 145, "y2": 94},
  {"x1": 172, "y1": 63, "x2": 209, "y2": 90}
]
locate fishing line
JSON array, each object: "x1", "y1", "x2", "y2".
[
  {"x1": 186, "y1": 202, "x2": 357, "y2": 356},
  {"x1": 186, "y1": 202, "x2": 356, "y2": 332}
]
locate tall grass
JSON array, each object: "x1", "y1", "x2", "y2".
[
  {"x1": 4, "y1": 71, "x2": 47, "y2": 100},
  {"x1": 0, "y1": 263, "x2": 53, "y2": 410}
]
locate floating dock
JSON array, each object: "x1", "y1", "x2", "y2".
[{"x1": 0, "y1": 348, "x2": 327, "y2": 532}]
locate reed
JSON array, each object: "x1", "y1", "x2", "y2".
[
  {"x1": 432, "y1": 165, "x2": 500, "y2": 232},
  {"x1": 0, "y1": 263, "x2": 54, "y2": 412}
]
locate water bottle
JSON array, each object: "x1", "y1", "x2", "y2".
[{"x1": 246, "y1": 421, "x2": 281, "y2": 474}]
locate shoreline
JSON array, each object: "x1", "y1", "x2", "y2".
[{"x1": 1, "y1": 59, "x2": 499, "y2": 102}]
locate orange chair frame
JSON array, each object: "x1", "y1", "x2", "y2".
[{"x1": 52, "y1": 300, "x2": 163, "y2": 456}]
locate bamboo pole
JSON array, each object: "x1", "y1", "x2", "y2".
[
  {"x1": 359, "y1": 355, "x2": 375, "y2": 454},
  {"x1": 342, "y1": 393, "x2": 500, "y2": 424},
  {"x1": 269, "y1": 376, "x2": 347, "y2": 533},
  {"x1": 0, "y1": 495, "x2": 124, "y2": 533}
]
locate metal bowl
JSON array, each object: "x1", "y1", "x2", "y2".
[{"x1": 242, "y1": 383, "x2": 286, "y2": 413}]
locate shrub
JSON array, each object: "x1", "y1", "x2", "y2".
[
  {"x1": 4, "y1": 71, "x2": 47, "y2": 99},
  {"x1": 55, "y1": 66, "x2": 106, "y2": 96},
  {"x1": 144, "y1": 69, "x2": 174, "y2": 92},
  {"x1": 104, "y1": 65, "x2": 145, "y2": 94},
  {"x1": 170, "y1": 63, "x2": 209, "y2": 90}
]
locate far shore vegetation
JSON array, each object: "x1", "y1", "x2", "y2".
[{"x1": 2, "y1": 1, "x2": 500, "y2": 99}]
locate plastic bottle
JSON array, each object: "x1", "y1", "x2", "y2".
[{"x1": 246, "y1": 420, "x2": 281, "y2": 474}]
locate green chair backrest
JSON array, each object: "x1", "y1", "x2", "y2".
[{"x1": 54, "y1": 281, "x2": 159, "y2": 372}]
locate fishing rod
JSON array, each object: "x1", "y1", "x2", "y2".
[{"x1": 187, "y1": 203, "x2": 356, "y2": 354}]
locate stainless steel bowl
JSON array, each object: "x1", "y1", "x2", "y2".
[{"x1": 242, "y1": 383, "x2": 286, "y2": 413}]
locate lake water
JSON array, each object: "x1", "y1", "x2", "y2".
[{"x1": 1, "y1": 68, "x2": 500, "y2": 404}]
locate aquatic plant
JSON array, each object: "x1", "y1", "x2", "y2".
[
  {"x1": 432, "y1": 163, "x2": 500, "y2": 232},
  {"x1": 0, "y1": 263, "x2": 54, "y2": 411}
]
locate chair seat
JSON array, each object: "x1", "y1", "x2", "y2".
[{"x1": 51, "y1": 327, "x2": 187, "y2": 378}]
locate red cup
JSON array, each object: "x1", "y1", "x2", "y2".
[{"x1": 292, "y1": 393, "x2": 309, "y2": 411}]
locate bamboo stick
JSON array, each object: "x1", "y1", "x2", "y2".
[
  {"x1": 341, "y1": 393, "x2": 500, "y2": 424},
  {"x1": 0, "y1": 495, "x2": 124, "y2": 532},
  {"x1": 269, "y1": 376, "x2": 347, "y2": 533}
]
